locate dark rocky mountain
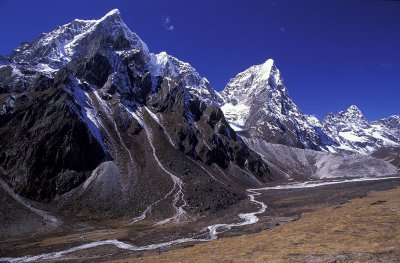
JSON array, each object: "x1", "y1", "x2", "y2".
[{"x1": 0, "y1": 9, "x2": 273, "y2": 235}]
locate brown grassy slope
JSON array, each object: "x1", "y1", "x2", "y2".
[{"x1": 114, "y1": 187, "x2": 400, "y2": 263}]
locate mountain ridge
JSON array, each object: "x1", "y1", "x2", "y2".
[
  {"x1": 218, "y1": 59, "x2": 399, "y2": 155},
  {"x1": 0, "y1": 9, "x2": 273, "y2": 223},
  {"x1": 1, "y1": 8, "x2": 398, "y2": 159},
  {"x1": 0, "y1": 9, "x2": 398, "y2": 240}
]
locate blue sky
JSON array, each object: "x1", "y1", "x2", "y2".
[{"x1": 0, "y1": 0, "x2": 399, "y2": 120}]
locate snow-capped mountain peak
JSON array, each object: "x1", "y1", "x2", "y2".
[
  {"x1": 374, "y1": 115, "x2": 400, "y2": 131},
  {"x1": 2, "y1": 9, "x2": 224, "y2": 106},
  {"x1": 221, "y1": 58, "x2": 284, "y2": 106},
  {"x1": 258, "y1": 59, "x2": 275, "y2": 81},
  {"x1": 8, "y1": 8, "x2": 149, "y2": 73},
  {"x1": 323, "y1": 105, "x2": 369, "y2": 134},
  {"x1": 151, "y1": 51, "x2": 178, "y2": 76},
  {"x1": 2, "y1": 8, "x2": 398, "y2": 157},
  {"x1": 101, "y1": 8, "x2": 121, "y2": 18},
  {"x1": 0, "y1": 9, "x2": 275, "y2": 228},
  {"x1": 220, "y1": 59, "x2": 332, "y2": 150},
  {"x1": 343, "y1": 105, "x2": 366, "y2": 120},
  {"x1": 347, "y1": 104, "x2": 361, "y2": 112},
  {"x1": 322, "y1": 106, "x2": 399, "y2": 154},
  {"x1": 219, "y1": 59, "x2": 399, "y2": 154},
  {"x1": 150, "y1": 51, "x2": 223, "y2": 105}
]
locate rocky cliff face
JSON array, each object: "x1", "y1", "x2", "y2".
[
  {"x1": 0, "y1": 9, "x2": 272, "y2": 224},
  {"x1": 0, "y1": 87, "x2": 107, "y2": 201}
]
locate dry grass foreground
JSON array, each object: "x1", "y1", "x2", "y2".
[{"x1": 112, "y1": 187, "x2": 400, "y2": 263}]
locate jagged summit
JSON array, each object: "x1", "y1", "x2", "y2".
[
  {"x1": 257, "y1": 58, "x2": 276, "y2": 81},
  {"x1": 8, "y1": 8, "x2": 149, "y2": 73},
  {"x1": 1, "y1": 9, "x2": 398, "y2": 157},
  {"x1": 2, "y1": 10, "x2": 221, "y2": 105},
  {"x1": 347, "y1": 104, "x2": 361, "y2": 111},
  {"x1": 219, "y1": 59, "x2": 399, "y2": 154},
  {"x1": 151, "y1": 51, "x2": 223, "y2": 105},
  {"x1": 322, "y1": 105, "x2": 399, "y2": 154},
  {"x1": 328, "y1": 105, "x2": 368, "y2": 128},
  {"x1": 220, "y1": 58, "x2": 281, "y2": 128},
  {"x1": 221, "y1": 58, "x2": 282, "y2": 105},
  {"x1": 1, "y1": 9, "x2": 399, "y2": 157},
  {"x1": 102, "y1": 8, "x2": 121, "y2": 18},
  {"x1": 219, "y1": 59, "x2": 331, "y2": 150},
  {"x1": 343, "y1": 105, "x2": 366, "y2": 118},
  {"x1": 72, "y1": 8, "x2": 122, "y2": 24}
]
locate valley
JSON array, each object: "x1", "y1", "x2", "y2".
[
  {"x1": 1, "y1": 177, "x2": 399, "y2": 262},
  {"x1": 122, "y1": 178, "x2": 400, "y2": 263}
]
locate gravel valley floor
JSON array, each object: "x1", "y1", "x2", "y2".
[
  {"x1": 116, "y1": 178, "x2": 400, "y2": 263},
  {"x1": 1, "y1": 178, "x2": 400, "y2": 262}
]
